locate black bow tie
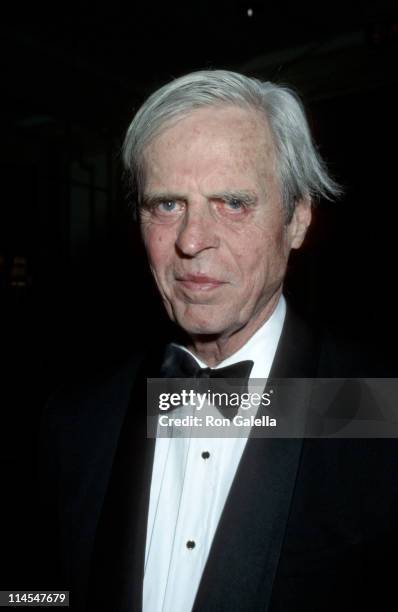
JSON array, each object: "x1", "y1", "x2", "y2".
[{"x1": 159, "y1": 344, "x2": 253, "y2": 419}]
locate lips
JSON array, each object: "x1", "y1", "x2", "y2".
[{"x1": 176, "y1": 274, "x2": 225, "y2": 291}]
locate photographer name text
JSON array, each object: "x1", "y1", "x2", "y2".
[{"x1": 158, "y1": 414, "x2": 277, "y2": 428}]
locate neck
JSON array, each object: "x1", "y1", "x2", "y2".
[{"x1": 186, "y1": 292, "x2": 281, "y2": 367}]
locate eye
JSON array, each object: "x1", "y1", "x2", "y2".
[
  {"x1": 221, "y1": 197, "x2": 249, "y2": 215},
  {"x1": 147, "y1": 199, "x2": 182, "y2": 215},
  {"x1": 141, "y1": 198, "x2": 185, "y2": 223},
  {"x1": 226, "y1": 198, "x2": 245, "y2": 210},
  {"x1": 160, "y1": 200, "x2": 178, "y2": 211},
  {"x1": 213, "y1": 193, "x2": 256, "y2": 220}
]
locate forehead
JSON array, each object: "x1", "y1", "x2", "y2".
[{"x1": 142, "y1": 105, "x2": 277, "y2": 186}]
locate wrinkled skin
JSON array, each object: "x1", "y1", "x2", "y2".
[{"x1": 140, "y1": 105, "x2": 311, "y2": 365}]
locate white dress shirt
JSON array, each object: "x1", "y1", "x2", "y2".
[{"x1": 143, "y1": 296, "x2": 286, "y2": 612}]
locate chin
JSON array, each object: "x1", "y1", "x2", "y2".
[
  {"x1": 178, "y1": 320, "x2": 224, "y2": 337},
  {"x1": 173, "y1": 311, "x2": 219, "y2": 334},
  {"x1": 174, "y1": 308, "x2": 238, "y2": 338}
]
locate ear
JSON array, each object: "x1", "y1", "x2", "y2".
[{"x1": 287, "y1": 197, "x2": 312, "y2": 250}]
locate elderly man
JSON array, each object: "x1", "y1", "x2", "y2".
[{"x1": 40, "y1": 71, "x2": 397, "y2": 612}]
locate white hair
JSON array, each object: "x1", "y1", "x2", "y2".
[{"x1": 122, "y1": 69, "x2": 341, "y2": 221}]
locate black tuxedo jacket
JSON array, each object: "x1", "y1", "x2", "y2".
[{"x1": 38, "y1": 308, "x2": 398, "y2": 611}]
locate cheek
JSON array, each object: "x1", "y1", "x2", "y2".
[
  {"x1": 143, "y1": 228, "x2": 169, "y2": 268},
  {"x1": 240, "y1": 231, "x2": 278, "y2": 267},
  {"x1": 143, "y1": 231, "x2": 179, "y2": 295},
  {"x1": 239, "y1": 234, "x2": 287, "y2": 285}
]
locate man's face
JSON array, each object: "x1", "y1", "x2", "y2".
[{"x1": 140, "y1": 105, "x2": 310, "y2": 340}]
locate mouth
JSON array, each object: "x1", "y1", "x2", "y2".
[{"x1": 176, "y1": 274, "x2": 225, "y2": 292}]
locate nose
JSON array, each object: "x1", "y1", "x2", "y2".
[{"x1": 175, "y1": 203, "x2": 220, "y2": 257}]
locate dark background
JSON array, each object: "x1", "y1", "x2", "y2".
[{"x1": 1, "y1": 1, "x2": 397, "y2": 588}]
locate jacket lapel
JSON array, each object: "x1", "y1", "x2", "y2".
[
  {"x1": 192, "y1": 306, "x2": 321, "y2": 611},
  {"x1": 88, "y1": 347, "x2": 164, "y2": 612}
]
